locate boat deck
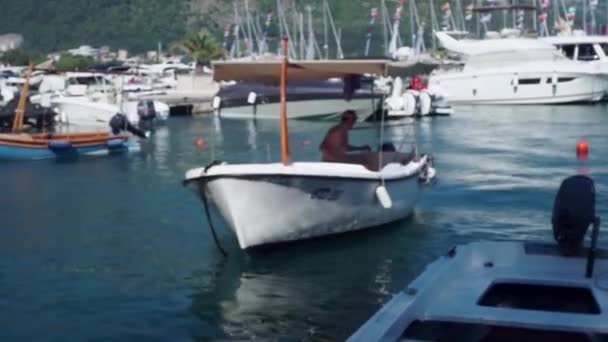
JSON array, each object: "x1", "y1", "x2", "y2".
[{"x1": 349, "y1": 241, "x2": 608, "y2": 341}]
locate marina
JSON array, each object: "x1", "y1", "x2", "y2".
[
  {"x1": 2, "y1": 105, "x2": 608, "y2": 340},
  {"x1": 3, "y1": 0, "x2": 608, "y2": 340}
]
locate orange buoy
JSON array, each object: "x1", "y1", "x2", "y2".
[
  {"x1": 195, "y1": 138, "x2": 206, "y2": 148},
  {"x1": 576, "y1": 139, "x2": 589, "y2": 159}
]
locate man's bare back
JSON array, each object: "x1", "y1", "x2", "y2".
[
  {"x1": 319, "y1": 110, "x2": 415, "y2": 171},
  {"x1": 319, "y1": 111, "x2": 370, "y2": 163}
]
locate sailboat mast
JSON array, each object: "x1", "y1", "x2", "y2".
[
  {"x1": 410, "y1": 0, "x2": 416, "y2": 48},
  {"x1": 455, "y1": 0, "x2": 466, "y2": 31},
  {"x1": 323, "y1": 0, "x2": 329, "y2": 59},
  {"x1": 532, "y1": 0, "x2": 538, "y2": 31},
  {"x1": 324, "y1": 0, "x2": 344, "y2": 59},
  {"x1": 277, "y1": 0, "x2": 296, "y2": 59},
  {"x1": 388, "y1": 0, "x2": 404, "y2": 57},
  {"x1": 306, "y1": 6, "x2": 316, "y2": 60},
  {"x1": 364, "y1": 7, "x2": 378, "y2": 57},
  {"x1": 280, "y1": 37, "x2": 290, "y2": 165},
  {"x1": 381, "y1": 0, "x2": 389, "y2": 55},
  {"x1": 430, "y1": 0, "x2": 438, "y2": 49},
  {"x1": 233, "y1": 3, "x2": 241, "y2": 58},
  {"x1": 583, "y1": 0, "x2": 588, "y2": 33},
  {"x1": 277, "y1": 0, "x2": 284, "y2": 55},
  {"x1": 245, "y1": 0, "x2": 254, "y2": 56},
  {"x1": 299, "y1": 12, "x2": 305, "y2": 60}
]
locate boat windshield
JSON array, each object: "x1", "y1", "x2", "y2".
[
  {"x1": 578, "y1": 44, "x2": 599, "y2": 61},
  {"x1": 600, "y1": 43, "x2": 608, "y2": 57}
]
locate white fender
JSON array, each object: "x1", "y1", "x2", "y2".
[
  {"x1": 419, "y1": 91, "x2": 432, "y2": 115},
  {"x1": 392, "y1": 77, "x2": 403, "y2": 97},
  {"x1": 375, "y1": 185, "x2": 392, "y2": 209},
  {"x1": 153, "y1": 101, "x2": 170, "y2": 120},
  {"x1": 402, "y1": 92, "x2": 417, "y2": 116},
  {"x1": 247, "y1": 91, "x2": 257, "y2": 104},
  {"x1": 212, "y1": 96, "x2": 221, "y2": 109},
  {"x1": 385, "y1": 95, "x2": 404, "y2": 112}
]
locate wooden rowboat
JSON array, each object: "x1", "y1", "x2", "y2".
[
  {"x1": 0, "y1": 64, "x2": 133, "y2": 160},
  {"x1": 0, "y1": 132, "x2": 130, "y2": 160}
]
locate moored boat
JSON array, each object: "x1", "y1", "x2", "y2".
[
  {"x1": 183, "y1": 40, "x2": 437, "y2": 251},
  {"x1": 0, "y1": 65, "x2": 139, "y2": 161},
  {"x1": 0, "y1": 132, "x2": 130, "y2": 160},
  {"x1": 184, "y1": 158, "x2": 433, "y2": 249},
  {"x1": 349, "y1": 174, "x2": 608, "y2": 341},
  {"x1": 213, "y1": 79, "x2": 381, "y2": 121},
  {"x1": 429, "y1": 32, "x2": 608, "y2": 105}
]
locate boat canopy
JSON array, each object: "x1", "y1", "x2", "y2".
[{"x1": 212, "y1": 59, "x2": 439, "y2": 84}]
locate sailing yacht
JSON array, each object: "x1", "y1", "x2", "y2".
[{"x1": 428, "y1": 32, "x2": 608, "y2": 104}]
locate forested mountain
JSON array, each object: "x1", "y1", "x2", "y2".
[
  {"x1": 0, "y1": 0, "x2": 432, "y2": 56},
  {"x1": 0, "y1": 0, "x2": 603, "y2": 57},
  {"x1": 0, "y1": 0, "x2": 189, "y2": 52}
]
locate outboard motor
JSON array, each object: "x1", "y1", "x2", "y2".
[
  {"x1": 552, "y1": 175, "x2": 600, "y2": 277},
  {"x1": 137, "y1": 100, "x2": 157, "y2": 121},
  {"x1": 109, "y1": 113, "x2": 148, "y2": 139}
]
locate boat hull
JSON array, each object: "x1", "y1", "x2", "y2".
[
  {"x1": 216, "y1": 98, "x2": 379, "y2": 121},
  {"x1": 185, "y1": 161, "x2": 427, "y2": 249},
  {"x1": 0, "y1": 132, "x2": 130, "y2": 160},
  {"x1": 429, "y1": 71, "x2": 607, "y2": 105}
]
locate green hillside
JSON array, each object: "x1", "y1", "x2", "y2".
[{"x1": 0, "y1": 0, "x2": 597, "y2": 57}]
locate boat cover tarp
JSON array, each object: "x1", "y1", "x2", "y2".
[{"x1": 0, "y1": 95, "x2": 57, "y2": 131}]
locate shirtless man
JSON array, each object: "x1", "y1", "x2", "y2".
[
  {"x1": 319, "y1": 110, "x2": 371, "y2": 163},
  {"x1": 319, "y1": 110, "x2": 415, "y2": 171}
]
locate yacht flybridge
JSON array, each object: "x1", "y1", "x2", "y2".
[
  {"x1": 428, "y1": 32, "x2": 608, "y2": 104},
  {"x1": 183, "y1": 39, "x2": 436, "y2": 250},
  {"x1": 542, "y1": 35, "x2": 608, "y2": 74}
]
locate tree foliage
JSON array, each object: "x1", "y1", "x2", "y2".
[
  {"x1": 0, "y1": 0, "x2": 188, "y2": 53},
  {"x1": 174, "y1": 30, "x2": 224, "y2": 66},
  {"x1": 54, "y1": 54, "x2": 96, "y2": 71},
  {"x1": 0, "y1": 49, "x2": 45, "y2": 66}
]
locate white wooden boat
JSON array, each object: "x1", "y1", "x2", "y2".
[
  {"x1": 184, "y1": 158, "x2": 434, "y2": 249},
  {"x1": 350, "y1": 175, "x2": 607, "y2": 341},
  {"x1": 183, "y1": 42, "x2": 437, "y2": 251}
]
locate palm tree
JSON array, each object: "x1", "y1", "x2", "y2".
[{"x1": 175, "y1": 30, "x2": 224, "y2": 67}]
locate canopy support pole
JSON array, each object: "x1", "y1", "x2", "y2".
[{"x1": 280, "y1": 37, "x2": 290, "y2": 165}]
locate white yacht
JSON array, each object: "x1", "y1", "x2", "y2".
[
  {"x1": 428, "y1": 32, "x2": 608, "y2": 105},
  {"x1": 35, "y1": 72, "x2": 169, "y2": 129}
]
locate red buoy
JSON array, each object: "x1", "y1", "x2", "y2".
[
  {"x1": 576, "y1": 139, "x2": 589, "y2": 159},
  {"x1": 195, "y1": 138, "x2": 206, "y2": 148}
]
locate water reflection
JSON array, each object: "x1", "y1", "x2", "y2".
[{"x1": 189, "y1": 217, "x2": 440, "y2": 340}]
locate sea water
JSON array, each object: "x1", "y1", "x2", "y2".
[{"x1": 1, "y1": 105, "x2": 608, "y2": 340}]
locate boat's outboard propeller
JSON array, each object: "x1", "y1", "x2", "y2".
[
  {"x1": 109, "y1": 113, "x2": 149, "y2": 139},
  {"x1": 552, "y1": 175, "x2": 601, "y2": 277}
]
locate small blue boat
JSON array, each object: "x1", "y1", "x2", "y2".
[{"x1": 0, "y1": 132, "x2": 130, "y2": 160}]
